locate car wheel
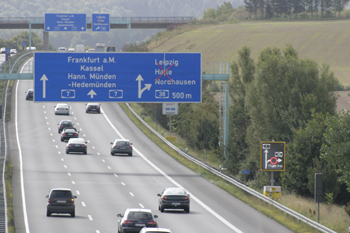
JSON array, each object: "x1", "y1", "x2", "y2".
[
  {"x1": 86, "y1": 110, "x2": 88, "y2": 113},
  {"x1": 185, "y1": 207, "x2": 190, "y2": 213},
  {"x1": 61, "y1": 138, "x2": 63, "y2": 142},
  {"x1": 160, "y1": 206, "x2": 164, "y2": 212},
  {"x1": 66, "y1": 150, "x2": 69, "y2": 154},
  {"x1": 46, "y1": 210, "x2": 51, "y2": 217},
  {"x1": 128, "y1": 153, "x2": 132, "y2": 156},
  {"x1": 111, "y1": 151, "x2": 114, "y2": 156},
  {"x1": 83, "y1": 150, "x2": 87, "y2": 155},
  {"x1": 71, "y1": 210, "x2": 75, "y2": 217}
]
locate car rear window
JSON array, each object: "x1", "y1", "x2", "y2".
[
  {"x1": 116, "y1": 141, "x2": 130, "y2": 146},
  {"x1": 164, "y1": 189, "x2": 186, "y2": 195},
  {"x1": 127, "y1": 212, "x2": 152, "y2": 220},
  {"x1": 50, "y1": 190, "x2": 72, "y2": 198}
]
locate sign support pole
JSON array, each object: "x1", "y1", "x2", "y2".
[
  {"x1": 29, "y1": 21, "x2": 32, "y2": 50},
  {"x1": 270, "y1": 171, "x2": 274, "y2": 186}
]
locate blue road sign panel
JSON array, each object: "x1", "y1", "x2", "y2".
[
  {"x1": 45, "y1": 13, "x2": 86, "y2": 31},
  {"x1": 242, "y1": 170, "x2": 250, "y2": 175},
  {"x1": 34, "y1": 53, "x2": 201, "y2": 102},
  {"x1": 92, "y1": 14, "x2": 110, "y2": 31}
]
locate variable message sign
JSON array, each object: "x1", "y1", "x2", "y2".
[
  {"x1": 34, "y1": 53, "x2": 201, "y2": 102},
  {"x1": 260, "y1": 141, "x2": 285, "y2": 171}
]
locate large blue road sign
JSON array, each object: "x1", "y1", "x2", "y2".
[
  {"x1": 92, "y1": 14, "x2": 110, "y2": 31},
  {"x1": 45, "y1": 13, "x2": 86, "y2": 31},
  {"x1": 34, "y1": 53, "x2": 201, "y2": 102}
]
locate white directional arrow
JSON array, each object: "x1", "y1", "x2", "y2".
[
  {"x1": 87, "y1": 90, "x2": 97, "y2": 98},
  {"x1": 64, "y1": 27, "x2": 67, "y2": 30},
  {"x1": 278, "y1": 158, "x2": 282, "y2": 163},
  {"x1": 40, "y1": 74, "x2": 48, "y2": 98},
  {"x1": 136, "y1": 74, "x2": 152, "y2": 98}
]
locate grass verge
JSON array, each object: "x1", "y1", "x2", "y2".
[{"x1": 119, "y1": 103, "x2": 326, "y2": 233}]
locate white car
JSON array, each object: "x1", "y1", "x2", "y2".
[
  {"x1": 86, "y1": 48, "x2": 95, "y2": 52},
  {"x1": 1, "y1": 47, "x2": 6, "y2": 53},
  {"x1": 139, "y1": 228, "x2": 172, "y2": 233},
  {"x1": 54, "y1": 103, "x2": 70, "y2": 115},
  {"x1": 68, "y1": 48, "x2": 75, "y2": 52},
  {"x1": 57, "y1": 47, "x2": 66, "y2": 52},
  {"x1": 10, "y1": 49, "x2": 17, "y2": 54}
]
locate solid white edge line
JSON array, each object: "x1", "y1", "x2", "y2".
[{"x1": 100, "y1": 107, "x2": 243, "y2": 233}]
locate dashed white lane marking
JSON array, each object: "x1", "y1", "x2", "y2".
[
  {"x1": 58, "y1": 151, "x2": 61, "y2": 155},
  {"x1": 55, "y1": 145, "x2": 58, "y2": 148},
  {"x1": 64, "y1": 165, "x2": 67, "y2": 169},
  {"x1": 114, "y1": 174, "x2": 118, "y2": 177},
  {"x1": 102, "y1": 159, "x2": 105, "y2": 163},
  {"x1": 88, "y1": 215, "x2": 93, "y2": 221},
  {"x1": 76, "y1": 190, "x2": 80, "y2": 195},
  {"x1": 52, "y1": 139, "x2": 55, "y2": 142},
  {"x1": 68, "y1": 172, "x2": 71, "y2": 176},
  {"x1": 61, "y1": 158, "x2": 64, "y2": 161},
  {"x1": 82, "y1": 202, "x2": 86, "y2": 207},
  {"x1": 107, "y1": 166, "x2": 111, "y2": 169},
  {"x1": 129, "y1": 192, "x2": 134, "y2": 197},
  {"x1": 72, "y1": 181, "x2": 75, "y2": 185},
  {"x1": 139, "y1": 203, "x2": 144, "y2": 208},
  {"x1": 121, "y1": 182, "x2": 125, "y2": 186}
]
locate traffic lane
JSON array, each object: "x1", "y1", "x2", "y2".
[{"x1": 98, "y1": 102, "x2": 294, "y2": 233}]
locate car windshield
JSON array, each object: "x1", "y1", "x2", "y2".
[
  {"x1": 64, "y1": 129, "x2": 76, "y2": 132},
  {"x1": 164, "y1": 189, "x2": 186, "y2": 195},
  {"x1": 127, "y1": 212, "x2": 152, "y2": 220},
  {"x1": 61, "y1": 121, "x2": 72, "y2": 125}
]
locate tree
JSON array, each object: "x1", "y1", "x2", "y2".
[
  {"x1": 333, "y1": 0, "x2": 350, "y2": 17},
  {"x1": 244, "y1": 45, "x2": 338, "y2": 175}
]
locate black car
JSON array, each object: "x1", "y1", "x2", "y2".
[
  {"x1": 117, "y1": 208, "x2": 158, "y2": 233},
  {"x1": 66, "y1": 138, "x2": 87, "y2": 154},
  {"x1": 85, "y1": 103, "x2": 101, "y2": 113},
  {"x1": 61, "y1": 128, "x2": 79, "y2": 142},
  {"x1": 58, "y1": 120, "x2": 74, "y2": 133},
  {"x1": 158, "y1": 187, "x2": 190, "y2": 213},
  {"x1": 111, "y1": 139, "x2": 133, "y2": 156},
  {"x1": 25, "y1": 89, "x2": 33, "y2": 100},
  {"x1": 46, "y1": 188, "x2": 77, "y2": 217}
]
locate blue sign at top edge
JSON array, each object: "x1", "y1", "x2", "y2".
[
  {"x1": 34, "y1": 52, "x2": 202, "y2": 103},
  {"x1": 92, "y1": 14, "x2": 110, "y2": 31},
  {"x1": 45, "y1": 13, "x2": 86, "y2": 31}
]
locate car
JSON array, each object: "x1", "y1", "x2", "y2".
[
  {"x1": 157, "y1": 187, "x2": 190, "y2": 213},
  {"x1": 57, "y1": 120, "x2": 74, "y2": 134},
  {"x1": 46, "y1": 188, "x2": 77, "y2": 217},
  {"x1": 25, "y1": 89, "x2": 33, "y2": 100},
  {"x1": 61, "y1": 128, "x2": 79, "y2": 142},
  {"x1": 0, "y1": 47, "x2": 6, "y2": 53},
  {"x1": 86, "y1": 48, "x2": 95, "y2": 52},
  {"x1": 68, "y1": 47, "x2": 75, "y2": 52},
  {"x1": 110, "y1": 139, "x2": 133, "y2": 156},
  {"x1": 54, "y1": 103, "x2": 70, "y2": 115},
  {"x1": 26, "y1": 47, "x2": 36, "y2": 51},
  {"x1": 85, "y1": 103, "x2": 101, "y2": 113},
  {"x1": 57, "y1": 47, "x2": 66, "y2": 52},
  {"x1": 139, "y1": 227, "x2": 172, "y2": 233},
  {"x1": 10, "y1": 49, "x2": 17, "y2": 54},
  {"x1": 66, "y1": 138, "x2": 87, "y2": 154},
  {"x1": 117, "y1": 208, "x2": 158, "y2": 233}
]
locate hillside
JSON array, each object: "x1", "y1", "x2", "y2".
[{"x1": 148, "y1": 20, "x2": 350, "y2": 86}]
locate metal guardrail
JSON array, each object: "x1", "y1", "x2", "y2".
[{"x1": 125, "y1": 103, "x2": 336, "y2": 233}]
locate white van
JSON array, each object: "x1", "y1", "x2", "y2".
[{"x1": 75, "y1": 44, "x2": 84, "y2": 52}]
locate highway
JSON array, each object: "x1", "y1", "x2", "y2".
[{"x1": 7, "y1": 58, "x2": 293, "y2": 233}]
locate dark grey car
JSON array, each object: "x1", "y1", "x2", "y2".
[
  {"x1": 66, "y1": 138, "x2": 87, "y2": 154},
  {"x1": 85, "y1": 103, "x2": 101, "y2": 113},
  {"x1": 158, "y1": 187, "x2": 190, "y2": 213},
  {"x1": 111, "y1": 139, "x2": 133, "y2": 156},
  {"x1": 46, "y1": 188, "x2": 76, "y2": 217},
  {"x1": 117, "y1": 208, "x2": 158, "y2": 233},
  {"x1": 61, "y1": 128, "x2": 79, "y2": 142}
]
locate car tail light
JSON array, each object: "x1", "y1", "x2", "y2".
[
  {"x1": 56, "y1": 108, "x2": 59, "y2": 110},
  {"x1": 97, "y1": 106, "x2": 100, "y2": 108},
  {"x1": 66, "y1": 108, "x2": 69, "y2": 110},
  {"x1": 123, "y1": 220, "x2": 133, "y2": 224},
  {"x1": 113, "y1": 146, "x2": 119, "y2": 149},
  {"x1": 74, "y1": 133, "x2": 78, "y2": 136},
  {"x1": 83, "y1": 145, "x2": 87, "y2": 148},
  {"x1": 184, "y1": 196, "x2": 189, "y2": 200},
  {"x1": 71, "y1": 198, "x2": 74, "y2": 203},
  {"x1": 63, "y1": 133, "x2": 66, "y2": 136},
  {"x1": 162, "y1": 196, "x2": 168, "y2": 200},
  {"x1": 68, "y1": 144, "x2": 72, "y2": 147},
  {"x1": 148, "y1": 221, "x2": 157, "y2": 225},
  {"x1": 60, "y1": 126, "x2": 64, "y2": 128},
  {"x1": 127, "y1": 146, "x2": 132, "y2": 148},
  {"x1": 48, "y1": 198, "x2": 51, "y2": 203}
]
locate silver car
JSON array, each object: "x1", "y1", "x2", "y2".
[{"x1": 54, "y1": 103, "x2": 70, "y2": 115}]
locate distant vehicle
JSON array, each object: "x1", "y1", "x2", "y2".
[
  {"x1": 25, "y1": 89, "x2": 33, "y2": 100},
  {"x1": 46, "y1": 188, "x2": 77, "y2": 217},
  {"x1": 26, "y1": 47, "x2": 36, "y2": 51},
  {"x1": 110, "y1": 139, "x2": 133, "y2": 156},
  {"x1": 66, "y1": 138, "x2": 87, "y2": 154},
  {"x1": 10, "y1": 49, "x2": 17, "y2": 54},
  {"x1": 54, "y1": 103, "x2": 70, "y2": 115},
  {"x1": 85, "y1": 103, "x2": 101, "y2": 113},
  {"x1": 86, "y1": 48, "x2": 95, "y2": 52},
  {"x1": 117, "y1": 208, "x2": 158, "y2": 233},
  {"x1": 61, "y1": 128, "x2": 79, "y2": 142},
  {"x1": 57, "y1": 47, "x2": 66, "y2": 52},
  {"x1": 75, "y1": 44, "x2": 84, "y2": 52},
  {"x1": 157, "y1": 187, "x2": 190, "y2": 213},
  {"x1": 68, "y1": 48, "x2": 75, "y2": 52},
  {"x1": 106, "y1": 46, "x2": 116, "y2": 52},
  {"x1": 1, "y1": 48, "x2": 6, "y2": 53},
  {"x1": 95, "y1": 43, "x2": 105, "y2": 52},
  {"x1": 139, "y1": 228, "x2": 172, "y2": 233},
  {"x1": 57, "y1": 120, "x2": 74, "y2": 134}
]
